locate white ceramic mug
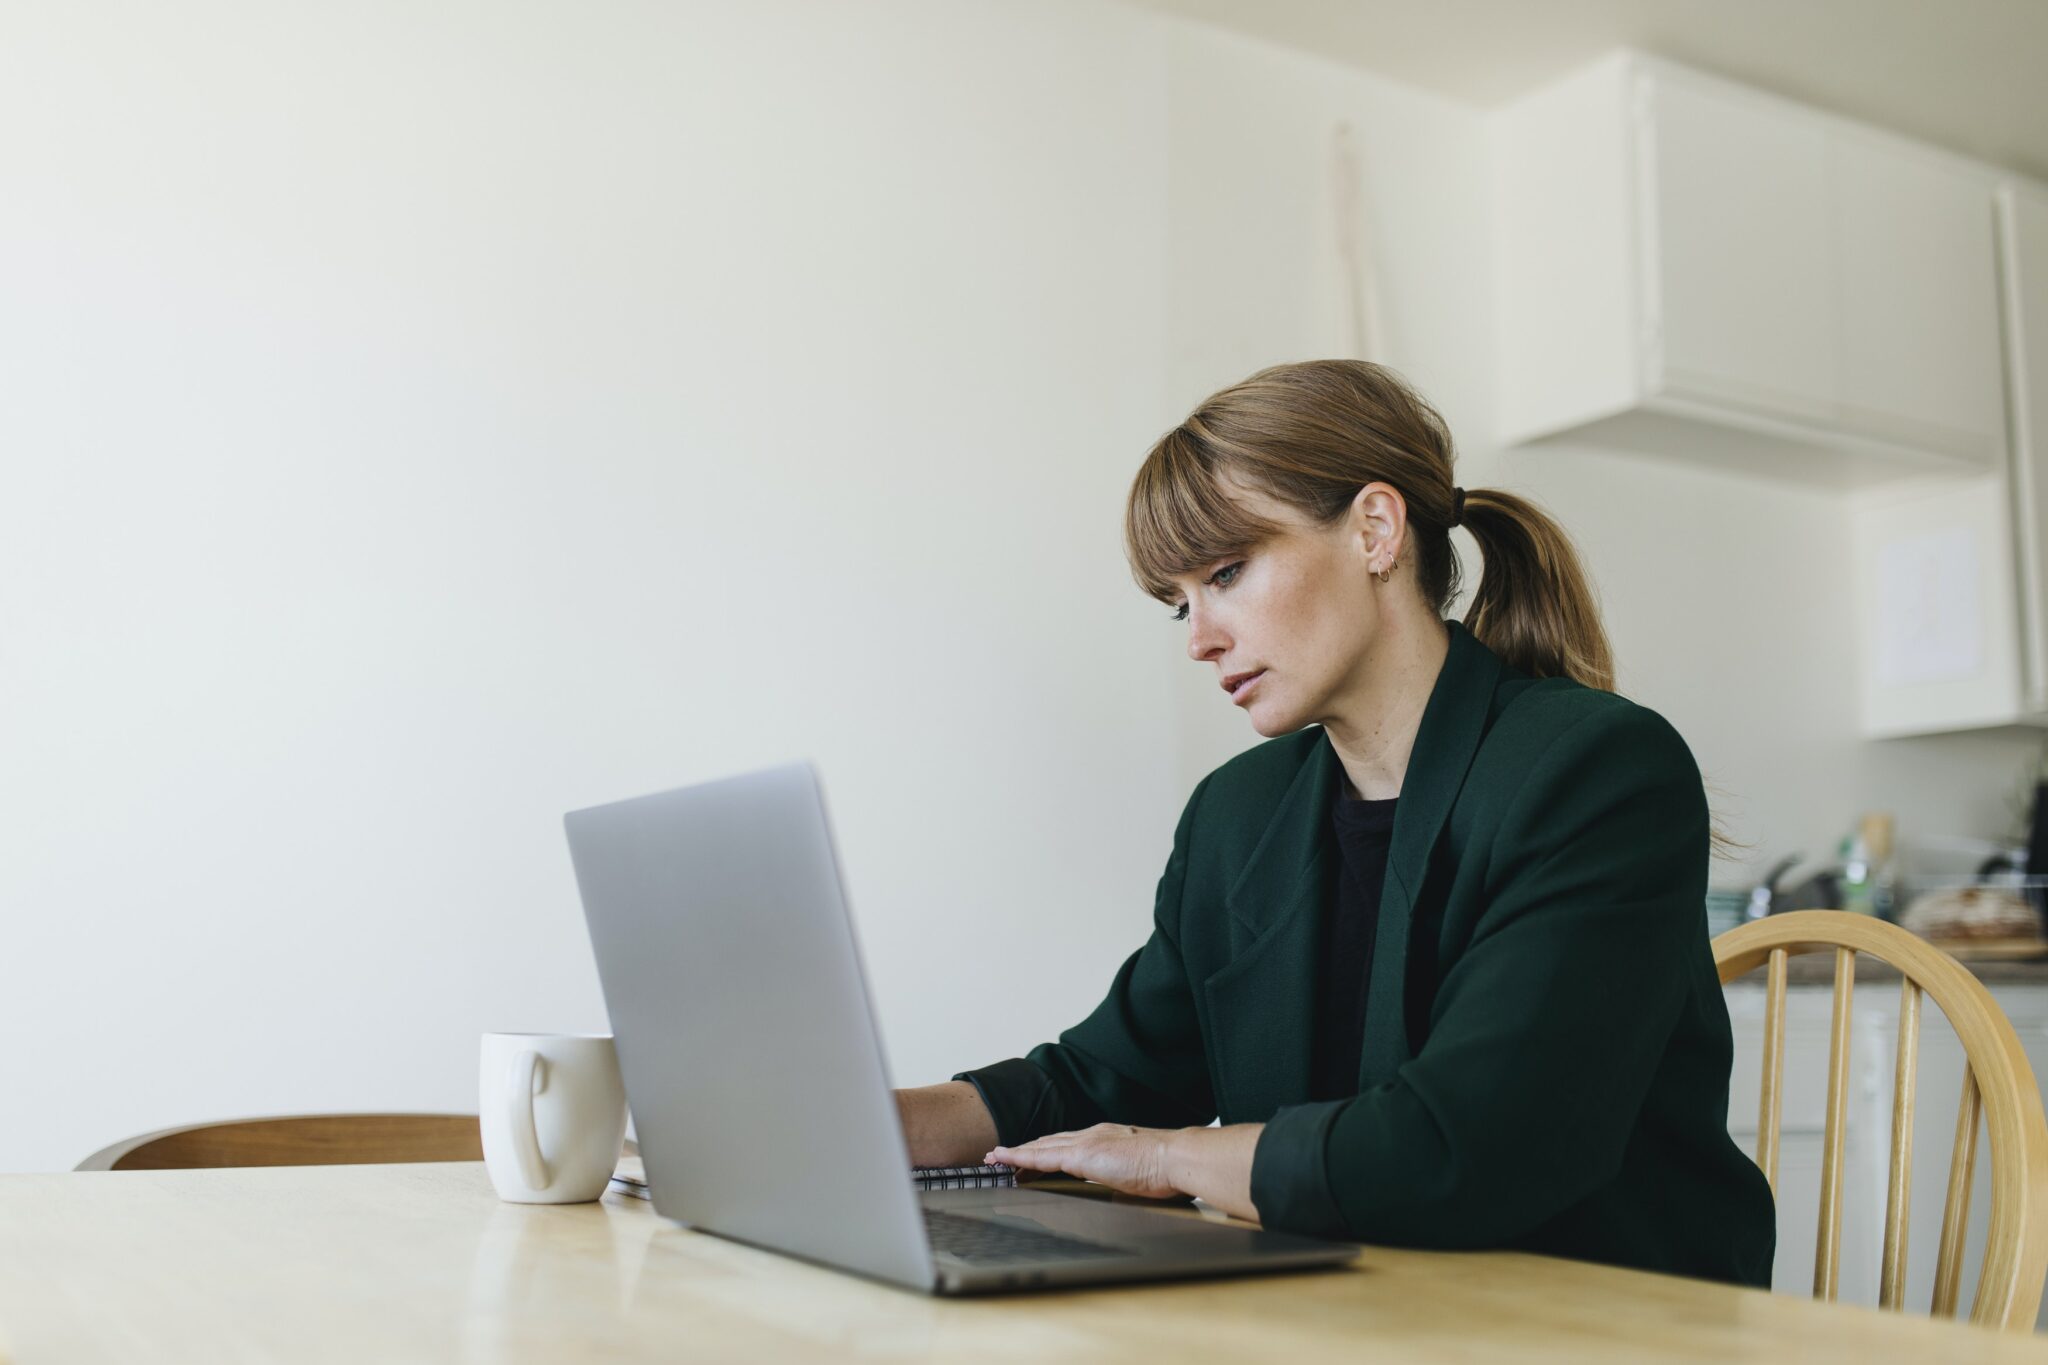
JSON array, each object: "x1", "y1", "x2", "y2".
[{"x1": 479, "y1": 1032, "x2": 629, "y2": 1204}]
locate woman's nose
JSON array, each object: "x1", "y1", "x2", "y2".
[{"x1": 1184, "y1": 609, "x2": 1227, "y2": 662}]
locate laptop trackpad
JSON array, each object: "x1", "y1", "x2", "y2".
[{"x1": 922, "y1": 1187, "x2": 1243, "y2": 1246}]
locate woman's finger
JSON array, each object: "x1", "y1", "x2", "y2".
[
  {"x1": 983, "y1": 1146, "x2": 1097, "y2": 1178},
  {"x1": 1016, "y1": 1130, "x2": 1083, "y2": 1149},
  {"x1": 989, "y1": 1146, "x2": 1068, "y2": 1172},
  {"x1": 990, "y1": 1137, "x2": 1077, "y2": 1160},
  {"x1": 988, "y1": 1135, "x2": 1075, "y2": 1162},
  {"x1": 990, "y1": 1135, "x2": 1101, "y2": 1169}
]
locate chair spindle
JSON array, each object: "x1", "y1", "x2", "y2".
[
  {"x1": 1879, "y1": 978, "x2": 1921, "y2": 1309},
  {"x1": 1815, "y1": 946, "x2": 1855, "y2": 1300},
  {"x1": 1758, "y1": 946, "x2": 1788, "y2": 1193},
  {"x1": 1932, "y1": 1068, "x2": 1983, "y2": 1317}
]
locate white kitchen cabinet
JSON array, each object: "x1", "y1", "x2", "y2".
[
  {"x1": 1997, "y1": 179, "x2": 2048, "y2": 717},
  {"x1": 1845, "y1": 176, "x2": 2048, "y2": 738},
  {"x1": 1492, "y1": 52, "x2": 2007, "y2": 486},
  {"x1": 1833, "y1": 133, "x2": 2006, "y2": 464},
  {"x1": 1638, "y1": 70, "x2": 1835, "y2": 428},
  {"x1": 1725, "y1": 982, "x2": 2048, "y2": 1327},
  {"x1": 1851, "y1": 474, "x2": 2030, "y2": 737}
]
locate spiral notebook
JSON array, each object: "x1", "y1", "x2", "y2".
[
  {"x1": 605, "y1": 1158, "x2": 1016, "y2": 1201},
  {"x1": 908, "y1": 1163, "x2": 1018, "y2": 1191}
]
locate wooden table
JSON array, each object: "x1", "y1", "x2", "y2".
[{"x1": 3, "y1": 1163, "x2": 2046, "y2": 1363}]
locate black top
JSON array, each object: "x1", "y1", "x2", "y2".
[{"x1": 1309, "y1": 785, "x2": 1398, "y2": 1102}]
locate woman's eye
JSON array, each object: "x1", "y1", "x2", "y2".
[{"x1": 1168, "y1": 562, "x2": 1244, "y2": 623}]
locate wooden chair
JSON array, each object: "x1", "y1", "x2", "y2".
[
  {"x1": 75, "y1": 1114, "x2": 485, "y2": 1171},
  {"x1": 1715, "y1": 911, "x2": 2048, "y2": 1331}
]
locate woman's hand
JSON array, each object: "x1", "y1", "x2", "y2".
[
  {"x1": 990, "y1": 1122, "x2": 1268, "y2": 1222},
  {"x1": 986, "y1": 1124, "x2": 1181, "y2": 1200}
]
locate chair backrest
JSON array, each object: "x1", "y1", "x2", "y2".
[
  {"x1": 1714, "y1": 911, "x2": 2048, "y2": 1331},
  {"x1": 75, "y1": 1114, "x2": 484, "y2": 1171}
]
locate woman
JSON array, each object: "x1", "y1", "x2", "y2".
[{"x1": 894, "y1": 360, "x2": 1777, "y2": 1287}]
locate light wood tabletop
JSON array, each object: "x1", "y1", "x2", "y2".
[{"x1": 3, "y1": 1163, "x2": 2047, "y2": 1363}]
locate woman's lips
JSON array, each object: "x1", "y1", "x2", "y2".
[{"x1": 1229, "y1": 670, "x2": 1265, "y2": 704}]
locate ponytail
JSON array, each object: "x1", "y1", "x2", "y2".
[{"x1": 1457, "y1": 488, "x2": 1614, "y2": 692}]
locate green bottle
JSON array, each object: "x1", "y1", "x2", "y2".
[{"x1": 1841, "y1": 831, "x2": 1875, "y2": 916}]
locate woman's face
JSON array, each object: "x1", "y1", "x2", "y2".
[{"x1": 1167, "y1": 480, "x2": 1405, "y2": 739}]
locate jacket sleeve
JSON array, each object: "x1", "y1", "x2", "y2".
[
  {"x1": 1249, "y1": 704, "x2": 1710, "y2": 1243},
  {"x1": 952, "y1": 776, "x2": 1219, "y2": 1147}
]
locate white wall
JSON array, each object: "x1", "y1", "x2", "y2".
[
  {"x1": 2, "y1": 2, "x2": 2038, "y2": 1174},
  {"x1": 0, "y1": 0, "x2": 1180, "y2": 1172}
]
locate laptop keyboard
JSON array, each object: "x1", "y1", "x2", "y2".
[{"x1": 921, "y1": 1208, "x2": 1135, "y2": 1264}]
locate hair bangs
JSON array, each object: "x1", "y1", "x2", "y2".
[{"x1": 1123, "y1": 425, "x2": 1287, "y2": 603}]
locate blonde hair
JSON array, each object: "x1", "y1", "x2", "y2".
[{"x1": 1124, "y1": 359, "x2": 1614, "y2": 690}]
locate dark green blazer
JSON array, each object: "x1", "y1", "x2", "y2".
[{"x1": 959, "y1": 621, "x2": 1776, "y2": 1286}]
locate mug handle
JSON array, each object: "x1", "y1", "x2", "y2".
[{"x1": 507, "y1": 1049, "x2": 551, "y2": 1191}]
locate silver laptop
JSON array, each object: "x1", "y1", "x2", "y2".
[{"x1": 563, "y1": 761, "x2": 1360, "y2": 1294}]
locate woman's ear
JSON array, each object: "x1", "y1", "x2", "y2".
[{"x1": 1350, "y1": 481, "x2": 1410, "y2": 574}]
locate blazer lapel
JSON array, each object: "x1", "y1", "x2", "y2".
[
  {"x1": 1202, "y1": 732, "x2": 1341, "y2": 1121},
  {"x1": 1199, "y1": 622, "x2": 1507, "y2": 1117},
  {"x1": 1357, "y1": 621, "x2": 1503, "y2": 1086}
]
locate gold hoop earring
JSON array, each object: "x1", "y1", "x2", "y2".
[{"x1": 1374, "y1": 561, "x2": 1395, "y2": 584}]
